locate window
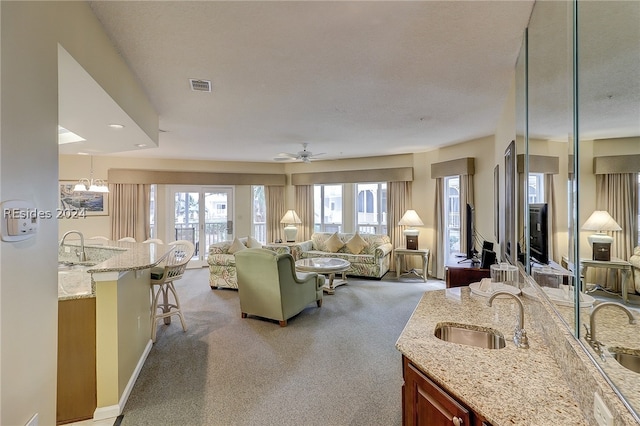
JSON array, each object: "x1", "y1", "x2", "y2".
[
  {"x1": 355, "y1": 183, "x2": 387, "y2": 234},
  {"x1": 252, "y1": 185, "x2": 266, "y2": 243},
  {"x1": 445, "y1": 176, "x2": 460, "y2": 257},
  {"x1": 528, "y1": 173, "x2": 545, "y2": 203},
  {"x1": 314, "y1": 184, "x2": 343, "y2": 232}
]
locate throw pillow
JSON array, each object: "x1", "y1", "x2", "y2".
[
  {"x1": 228, "y1": 237, "x2": 247, "y2": 254},
  {"x1": 247, "y1": 236, "x2": 262, "y2": 248},
  {"x1": 345, "y1": 233, "x2": 369, "y2": 254},
  {"x1": 325, "y1": 232, "x2": 345, "y2": 253}
]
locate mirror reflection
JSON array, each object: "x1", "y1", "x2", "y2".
[
  {"x1": 521, "y1": 0, "x2": 640, "y2": 419},
  {"x1": 576, "y1": 0, "x2": 640, "y2": 415}
]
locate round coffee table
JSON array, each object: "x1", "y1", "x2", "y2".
[{"x1": 295, "y1": 258, "x2": 351, "y2": 295}]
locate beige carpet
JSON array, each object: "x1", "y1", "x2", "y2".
[{"x1": 120, "y1": 268, "x2": 445, "y2": 426}]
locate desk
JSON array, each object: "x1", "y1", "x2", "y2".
[
  {"x1": 445, "y1": 254, "x2": 491, "y2": 288},
  {"x1": 395, "y1": 247, "x2": 430, "y2": 282},
  {"x1": 561, "y1": 255, "x2": 633, "y2": 303}
]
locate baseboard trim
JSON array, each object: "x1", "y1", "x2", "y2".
[{"x1": 93, "y1": 339, "x2": 153, "y2": 421}]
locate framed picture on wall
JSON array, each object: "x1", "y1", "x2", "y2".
[{"x1": 59, "y1": 181, "x2": 109, "y2": 216}]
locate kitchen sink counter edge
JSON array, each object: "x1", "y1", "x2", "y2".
[
  {"x1": 396, "y1": 287, "x2": 588, "y2": 425},
  {"x1": 58, "y1": 240, "x2": 173, "y2": 301}
]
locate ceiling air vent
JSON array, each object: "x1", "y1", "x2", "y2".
[{"x1": 189, "y1": 79, "x2": 212, "y2": 92}]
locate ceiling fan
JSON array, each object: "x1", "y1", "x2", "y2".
[{"x1": 273, "y1": 143, "x2": 325, "y2": 163}]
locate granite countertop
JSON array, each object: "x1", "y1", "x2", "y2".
[
  {"x1": 58, "y1": 240, "x2": 173, "y2": 301},
  {"x1": 580, "y1": 304, "x2": 640, "y2": 412},
  {"x1": 396, "y1": 287, "x2": 588, "y2": 425}
]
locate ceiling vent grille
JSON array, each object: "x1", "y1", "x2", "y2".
[{"x1": 189, "y1": 79, "x2": 212, "y2": 92}]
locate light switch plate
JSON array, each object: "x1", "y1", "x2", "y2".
[{"x1": 594, "y1": 392, "x2": 613, "y2": 426}]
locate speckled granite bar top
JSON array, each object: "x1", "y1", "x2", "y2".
[
  {"x1": 396, "y1": 287, "x2": 588, "y2": 425},
  {"x1": 86, "y1": 240, "x2": 173, "y2": 273},
  {"x1": 58, "y1": 241, "x2": 173, "y2": 301}
]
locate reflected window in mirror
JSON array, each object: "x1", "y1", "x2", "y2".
[{"x1": 528, "y1": 173, "x2": 545, "y2": 204}]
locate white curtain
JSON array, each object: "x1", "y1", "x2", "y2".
[
  {"x1": 387, "y1": 181, "x2": 411, "y2": 271},
  {"x1": 591, "y1": 173, "x2": 638, "y2": 292},
  {"x1": 109, "y1": 183, "x2": 150, "y2": 242},
  {"x1": 295, "y1": 185, "x2": 314, "y2": 242},
  {"x1": 265, "y1": 186, "x2": 286, "y2": 243},
  {"x1": 433, "y1": 178, "x2": 445, "y2": 279},
  {"x1": 545, "y1": 174, "x2": 557, "y2": 262}
]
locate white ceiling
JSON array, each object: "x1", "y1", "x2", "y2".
[{"x1": 73, "y1": 1, "x2": 536, "y2": 162}]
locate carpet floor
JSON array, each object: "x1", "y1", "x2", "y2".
[{"x1": 120, "y1": 268, "x2": 445, "y2": 426}]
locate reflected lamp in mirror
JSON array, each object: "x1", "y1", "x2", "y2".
[
  {"x1": 280, "y1": 210, "x2": 302, "y2": 242},
  {"x1": 398, "y1": 209, "x2": 423, "y2": 250},
  {"x1": 581, "y1": 210, "x2": 621, "y2": 261}
]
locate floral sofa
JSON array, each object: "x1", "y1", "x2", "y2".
[
  {"x1": 208, "y1": 237, "x2": 290, "y2": 289},
  {"x1": 292, "y1": 232, "x2": 392, "y2": 279}
]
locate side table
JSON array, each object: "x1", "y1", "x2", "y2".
[
  {"x1": 268, "y1": 242, "x2": 300, "y2": 260},
  {"x1": 395, "y1": 247, "x2": 430, "y2": 282}
]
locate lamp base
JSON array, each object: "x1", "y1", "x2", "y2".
[
  {"x1": 403, "y1": 229, "x2": 419, "y2": 250},
  {"x1": 592, "y1": 242, "x2": 611, "y2": 261},
  {"x1": 283, "y1": 225, "x2": 298, "y2": 243}
]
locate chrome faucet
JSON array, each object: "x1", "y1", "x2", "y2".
[
  {"x1": 585, "y1": 302, "x2": 636, "y2": 360},
  {"x1": 487, "y1": 291, "x2": 529, "y2": 349},
  {"x1": 60, "y1": 230, "x2": 87, "y2": 262}
]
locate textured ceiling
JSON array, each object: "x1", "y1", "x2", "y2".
[{"x1": 84, "y1": 1, "x2": 535, "y2": 162}]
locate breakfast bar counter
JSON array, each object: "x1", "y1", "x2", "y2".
[
  {"x1": 58, "y1": 240, "x2": 173, "y2": 300},
  {"x1": 57, "y1": 239, "x2": 175, "y2": 422}
]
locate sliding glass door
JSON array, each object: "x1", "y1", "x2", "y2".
[{"x1": 169, "y1": 186, "x2": 234, "y2": 267}]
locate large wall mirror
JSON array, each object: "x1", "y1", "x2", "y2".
[{"x1": 519, "y1": 0, "x2": 640, "y2": 420}]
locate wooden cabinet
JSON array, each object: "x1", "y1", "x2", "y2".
[
  {"x1": 57, "y1": 298, "x2": 96, "y2": 425},
  {"x1": 402, "y1": 356, "x2": 490, "y2": 426}
]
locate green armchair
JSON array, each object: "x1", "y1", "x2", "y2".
[{"x1": 235, "y1": 248, "x2": 325, "y2": 326}]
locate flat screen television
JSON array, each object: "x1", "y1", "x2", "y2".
[
  {"x1": 529, "y1": 203, "x2": 549, "y2": 265},
  {"x1": 466, "y1": 203, "x2": 476, "y2": 260}
]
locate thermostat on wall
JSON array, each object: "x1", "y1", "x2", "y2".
[{"x1": 1, "y1": 200, "x2": 39, "y2": 242}]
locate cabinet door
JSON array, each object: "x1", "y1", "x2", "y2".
[
  {"x1": 403, "y1": 357, "x2": 471, "y2": 426},
  {"x1": 57, "y1": 298, "x2": 96, "y2": 424}
]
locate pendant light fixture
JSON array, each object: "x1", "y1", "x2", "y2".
[{"x1": 73, "y1": 156, "x2": 109, "y2": 193}]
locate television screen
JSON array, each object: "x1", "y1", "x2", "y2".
[
  {"x1": 529, "y1": 203, "x2": 549, "y2": 265},
  {"x1": 466, "y1": 203, "x2": 475, "y2": 260}
]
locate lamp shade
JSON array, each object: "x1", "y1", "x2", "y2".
[
  {"x1": 581, "y1": 210, "x2": 621, "y2": 232},
  {"x1": 398, "y1": 210, "x2": 424, "y2": 227},
  {"x1": 582, "y1": 210, "x2": 621, "y2": 248},
  {"x1": 280, "y1": 210, "x2": 302, "y2": 225},
  {"x1": 280, "y1": 210, "x2": 302, "y2": 242}
]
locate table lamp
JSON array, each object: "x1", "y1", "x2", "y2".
[
  {"x1": 398, "y1": 210, "x2": 423, "y2": 250},
  {"x1": 280, "y1": 210, "x2": 302, "y2": 242},
  {"x1": 581, "y1": 210, "x2": 621, "y2": 261}
]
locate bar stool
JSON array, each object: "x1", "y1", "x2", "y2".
[
  {"x1": 149, "y1": 240, "x2": 195, "y2": 342},
  {"x1": 143, "y1": 238, "x2": 164, "y2": 244}
]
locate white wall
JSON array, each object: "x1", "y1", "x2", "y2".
[{"x1": 1, "y1": 2, "x2": 156, "y2": 424}]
